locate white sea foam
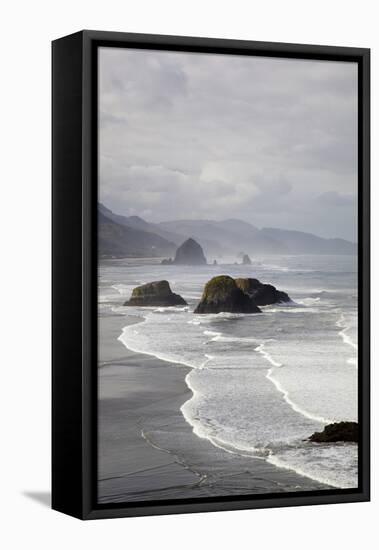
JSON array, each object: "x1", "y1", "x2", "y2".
[
  {"x1": 264, "y1": 306, "x2": 319, "y2": 314},
  {"x1": 98, "y1": 295, "x2": 115, "y2": 303},
  {"x1": 109, "y1": 254, "x2": 358, "y2": 489},
  {"x1": 255, "y1": 344, "x2": 334, "y2": 424},
  {"x1": 255, "y1": 343, "x2": 282, "y2": 368},
  {"x1": 267, "y1": 444, "x2": 358, "y2": 489},
  {"x1": 118, "y1": 316, "x2": 196, "y2": 369},
  {"x1": 266, "y1": 367, "x2": 334, "y2": 425},
  {"x1": 154, "y1": 306, "x2": 189, "y2": 312},
  {"x1": 203, "y1": 330, "x2": 222, "y2": 338},
  {"x1": 111, "y1": 305, "x2": 143, "y2": 317},
  {"x1": 337, "y1": 314, "x2": 358, "y2": 351},
  {"x1": 111, "y1": 284, "x2": 132, "y2": 295},
  {"x1": 336, "y1": 314, "x2": 358, "y2": 369},
  {"x1": 203, "y1": 330, "x2": 255, "y2": 344},
  {"x1": 297, "y1": 297, "x2": 321, "y2": 306}
]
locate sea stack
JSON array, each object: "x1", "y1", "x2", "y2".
[
  {"x1": 124, "y1": 280, "x2": 187, "y2": 307},
  {"x1": 173, "y1": 238, "x2": 207, "y2": 265},
  {"x1": 242, "y1": 254, "x2": 252, "y2": 265},
  {"x1": 194, "y1": 275, "x2": 261, "y2": 314},
  {"x1": 235, "y1": 278, "x2": 291, "y2": 306}
]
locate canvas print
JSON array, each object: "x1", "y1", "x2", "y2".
[{"x1": 97, "y1": 47, "x2": 358, "y2": 504}]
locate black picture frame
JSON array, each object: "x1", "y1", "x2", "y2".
[{"x1": 52, "y1": 30, "x2": 370, "y2": 520}]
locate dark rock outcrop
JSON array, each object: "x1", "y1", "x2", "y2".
[
  {"x1": 124, "y1": 280, "x2": 187, "y2": 307},
  {"x1": 161, "y1": 258, "x2": 173, "y2": 265},
  {"x1": 309, "y1": 422, "x2": 358, "y2": 443},
  {"x1": 235, "y1": 278, "x2": 290, "y2": 306},
  {"x1": 173, "y1": 238, "x2": 207, "y2": 265},
  {"x1": 242, "y1": 254, "x2": 252, "y2": 265},
  {"x1": 194, "y1": 276, "x2": 261, "y2": 314},
  {"x1": 213, "y1": 259, "x2": 218, "y2": 265}
]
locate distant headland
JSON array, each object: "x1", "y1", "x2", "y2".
[{"x1": 98, "y1": 203, "x2": 357, "y2": 259}]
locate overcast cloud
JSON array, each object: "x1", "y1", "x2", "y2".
[{"x1": 99, "y1": 47, "x2": 358, "y2": 241}]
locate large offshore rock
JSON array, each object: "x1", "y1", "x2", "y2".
[
  {"x1": 242, "y1": 254, "x2": 252, "y2": 265},
  {"x1": 194, "y1": 275, "x2": 261, "y2": 314},
  {"x1": 173, "y1": 238, "x2": 207, "y2": 265}
]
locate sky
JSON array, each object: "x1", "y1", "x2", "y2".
[{"x1": 99, "y1": 47, "x2": 358, "y2": 241}]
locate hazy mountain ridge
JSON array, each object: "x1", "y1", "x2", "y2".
[
  {"x1": 98, "y1": 210, "x2": 176, "y2": 258},
  {"x1": 261, "y1": 227, "x2": 356, "y2": 255},
  {"x1": 98, "y1": 203, "x2": 356, "y2": 258},
  {"x1": 99, "y1": 203, "x2": 183, "y2": 245},
  {"x1": 158, "y1": 219, "x2": 284, "y2": 255}
]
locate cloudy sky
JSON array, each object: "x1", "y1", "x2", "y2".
[{"x1": 99, "y1": 47, "x2": 358, "y2": 241}]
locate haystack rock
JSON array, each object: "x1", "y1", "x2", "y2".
[
  {"x1": 235, "y1": 278, "x2": 291, "y2": 306},
  {"x1": 194, "y1": 276, "x2": 261, "y2": 314},
  {"x1": 173, "y1": 238, "x2": 207, "y2": 265},
  {"x1": 242, "y1": 254, "x2": 252, "y2": 265},
  {"x1": 124, "y1": 280, "x2": 187, "y2": 307}
]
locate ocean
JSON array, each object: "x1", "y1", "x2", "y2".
[{"x1": 98, "y1": 254, "x2": 358, "y2": 491}]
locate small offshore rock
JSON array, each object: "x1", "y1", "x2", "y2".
[
  {"x1": 309, "y1": 422, "x2": 358, "y2": 443},
  {"x1": 124, "y1": 280, "x2": 187, "y2": 307}
]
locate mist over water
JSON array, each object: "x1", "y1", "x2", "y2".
[{"x1": 99, "y1": 254, "x2": 358, "y2": 489}]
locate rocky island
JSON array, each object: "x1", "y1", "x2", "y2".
[
  {"x1": 194, "y1": 276, "x2": 291, "y2": 314},
  {"x1": 194, "y1": 276, "x2": 261, "y2": 314},
  {"x1": 161, "y1": 238, "x2": 207, "y2": 265},
  {"x1": 124, "y1": 280, "x2": 187, "y2": 307}
]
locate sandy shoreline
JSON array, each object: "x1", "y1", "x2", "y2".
[{"x1": 98, "y1": 311, "x2": 331, "y2": 504}]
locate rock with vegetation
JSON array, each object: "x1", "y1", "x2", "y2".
[
  {"x1": 124, "y1": 280, "x2": 187, "y2": 307},
  {"x1": 161, "y1": 258, "x2": 173, "y2": 265},
  {"x1": 235, "y1": 278, "x2": 291, "y2": 306},
  {"x1": 309, "y1": 422, "x2": 358, "y2": 443},
  {"x1": 242, "y1": 254, "x2": 252, "y2": 265},
  {"x1": 194, "y1": 276, "x2": 261, "y2": 314},
  {"x1": 173, "y1": 238, "x2": 207, "y2": 265}
]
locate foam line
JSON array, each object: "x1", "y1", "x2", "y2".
[
  {"x1": 255, "y1": 344, "x2": 333, "y2": 424},
  {"x1": 336, "y1": 315, "x2": 358, "y2": 351},
  {"x1": 266, "y1": 453, "x2": 353, "y2": 489},
  {"x1": 118, "y1": 317, "x2": 196, "y2": 369},
  {"x1": 336, "y1": 314, "x2": 358, "y2": 369}
]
